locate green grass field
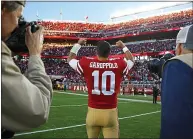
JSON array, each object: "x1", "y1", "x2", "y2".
[{"x1": 15, "y1": 91, "x2": 161, "y2": 138}]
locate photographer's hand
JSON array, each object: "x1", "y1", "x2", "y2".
[{"x1": 25, "y1": 25, "x2": 44, "y2": 56}]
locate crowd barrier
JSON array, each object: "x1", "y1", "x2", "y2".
[
  {"x1": 56, "y1": 83, "x2": 161, "y2": 100},
  {"x1": 66, "y1": 84, "x2": 154, "y2": 95}
]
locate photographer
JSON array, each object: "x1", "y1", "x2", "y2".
[
  {"x1": 1, "y1": 1, "x2": 53, "y2": 138},
  {"x1": 152, "y1": 84, "x2": 158, "y2": 104},
  {"x1": 160, "y1": 24, "x2": 193, "y2": 139}
]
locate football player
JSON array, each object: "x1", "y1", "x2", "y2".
[{"x1": 67, "y1": 38, "x2": 134, "y2": 138}]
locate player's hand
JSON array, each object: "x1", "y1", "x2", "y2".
[
  {"x1": 116, "y1": 40, "x2": 125, "y2": 48},
  {"x1": 78, "y1": 38, "x2": 87, "y2": 45}
]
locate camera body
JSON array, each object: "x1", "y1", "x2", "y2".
[
  {"x1": 148, "y1": 53, "x2": 175, "y2": 78},
  {"x1": 5, "y1": 19, "x2": 39, "y2": 53}
]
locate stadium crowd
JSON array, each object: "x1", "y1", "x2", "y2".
[
  {"x1": 40, "y1": 10, "x2": 193, "y2": 37},
  {"x1": 14, "y1": 38, "x2": 170, "y2": 89},
  {"x1": 13, "y1": 39, "x2": 173, "y2": 85},
  {"x1": 13, "y1": 57, "x2": 154, "y2": 85},
  {"x1": 104, "y1": 10, "x2": 192, "y2": 32},
  {"x1": 42, "y1": 39, "x2": 175, "y2": 56}
]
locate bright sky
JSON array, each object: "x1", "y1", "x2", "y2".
[{"x1": 23, "y1": 2, "x2": 192, "y2": 23}]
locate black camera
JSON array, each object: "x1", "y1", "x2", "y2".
[
  {"x1": 5, "y1": 17, "x2": 39, "y2": 53},
  {"x1": 148, "y1": 53, "x2": 175, "y2": 78}
]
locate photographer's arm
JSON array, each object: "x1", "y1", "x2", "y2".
[{"x1": 1, "y1": 42, "x2": 53, "y2": 132}]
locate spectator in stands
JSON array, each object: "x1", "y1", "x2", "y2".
[
  {"x1": 160, "y1": 24, "x2": 193, "y2": 139},
  {"x1": 1, "y1": 1, "x2": 53, "y2": 138}
]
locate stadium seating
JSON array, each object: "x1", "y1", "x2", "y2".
[
  {"x1": 40, "y1": 10, "x2": 193, "y2": 37},
  {"x1": 13, "y1": 38, "x2": 176, "y2": 88},
  {"x1": 14, "y1": 58, "x2": 154, "y2": 84},
  {"x1": 41, "y1": 39, "x2": 175, "y2": 56}
]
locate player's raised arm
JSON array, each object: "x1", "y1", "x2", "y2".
[
  {"x1": 67, "y1": 38, "x2": 87, "y2": 70},
  {"x1": 116, "y1": 40, "x2": 135, "y2": 70},
  {"x1": 116, "y1": 40, "x2": 134, "y2": 62}
]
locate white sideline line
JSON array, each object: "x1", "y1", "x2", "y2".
[
  {"x1": 57, "y1": 91, "x2": 88, "y2": 97},
  {"x1": 119, "y1": 111, "x2": 160, "y2": 120},
  {"x1": 15, "y1": 124, "x2": 86, "y2": 136},
  {"x1": 15, "y1": 111, "x2": 160, "y2": 136},
  {"x1": 51, "y1": 104, "x2": 88, "y2": 107},
  {"x1": 51, "y1": 102, "x2": 130, "y2": 108},
  {"x1": 56, "y1": 91, "x2": 160, "y2": 104},
  {"x1": 118, "y1": 98, "x2": 158, "y2": 104}
]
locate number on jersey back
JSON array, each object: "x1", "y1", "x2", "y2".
[{"x1": 77, "y1": 57, "x2": 129, "y2": 95}]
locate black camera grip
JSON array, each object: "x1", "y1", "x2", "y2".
[{"x1": 31, "y1": 25, "x2": 39, "y2": 33}]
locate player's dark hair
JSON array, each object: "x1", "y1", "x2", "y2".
[{"x1": 96, "y1": 41, "x2": 111, "y2": 58}]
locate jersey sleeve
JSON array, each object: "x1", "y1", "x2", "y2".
[
  {"x1": 76, "y1": 57, "x2": 87, "y2": 76},
  {"x1": 69, "y1": 59, "x2": 79, "y2": 70},
  {"x1": 69, "y1": 57, "x2": 88, "y2": 76},
  {"x1": 121, "y1": 58, "x2": 134, "y2": 75}
]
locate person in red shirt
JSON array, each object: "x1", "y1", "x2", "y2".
[{"x1": 67, "y1": 39, "x2": 134, "y2": 139}]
